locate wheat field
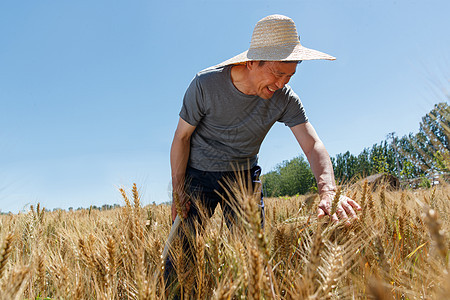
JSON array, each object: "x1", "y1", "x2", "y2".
[{"x1": 0, "y1": 180, "x2": 449, "y2": 299}]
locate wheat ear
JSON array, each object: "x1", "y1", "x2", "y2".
[
  {"x1": 330, "y1": 186, "x2": 342, "y2": 216},
  {"x1": 423, "y1": 206, "x2": 447, "y2": 264},
  {"x1": 0, "y1": 233, "x2": 14, "y2": 279},
  {"x1": 248, "y1": 245, "x2": 262, "y2": 300}
]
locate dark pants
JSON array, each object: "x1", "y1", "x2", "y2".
[
  {"x1": 164, "y1": 165, "x2": 265, "y2": 293},
  {"x1": 183, "y1": 165, "x2": 264, "y2": 228}
]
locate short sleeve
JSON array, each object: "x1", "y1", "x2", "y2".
[
  {"x1": 277, "y1": 88, "x2": 309, "y2": 127},
  {"x1": 179, "y1": 75, "x2": 206, "y2": 126}
]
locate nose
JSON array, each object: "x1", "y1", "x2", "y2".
[
  {"x1": 275, "y1": 81, "x2": 284, "y2": 89},
  {"x1": 275, "y1": 77, "x2": 290, "y2": 89}
]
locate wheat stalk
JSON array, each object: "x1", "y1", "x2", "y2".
[
  {"x1": 0, "y1": 233, "x2": 14, "y2": 280},
  {"x1": 330, "y1": 186, "x2": 342, "y2": 216},
  {"x1": 248, "y1": 245, "x2": 262, "y2": 300},
  {"x1": 422, "y1": 206, "x2": 448, "y2": 265},
  {"x1": 0, "y1": 179, "x2": 448, "y2": 298}
]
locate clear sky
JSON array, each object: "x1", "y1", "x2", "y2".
[{"x1": 1, "y1": 0, "x2": 449, "y2": 213}]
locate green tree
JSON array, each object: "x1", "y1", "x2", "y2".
[
  {"x1": 262, "y1": 155, "x2": 315, "y2": 197},
  {"x1": 332, "y1": 103, "x2": 449, "y2": 182},
  {"x1": 369, "y1": 141, "x2": 397, "y2": 175},
  {"x1": 332, "y1": 151, "x2": 358, "y2": 180},
  {"x1": 397, "y1": 133, "x2": 424, "y2": 178},
  {"x1": 265, "y1": 102, "x2": 449, "y2": 194},
  {"x1": 399, "y1": 102, "x2": 449, "y2": 176}
]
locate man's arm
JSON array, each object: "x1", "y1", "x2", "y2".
[
  {"x1": 170, "y1": 117, "x2": 196, "y2": 221},
  {"x1": 290, "y1": 122, "x2": 360, "y2": 223}
]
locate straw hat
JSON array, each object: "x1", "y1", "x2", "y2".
[{"x1": 214, "y1": 14, "x2": 335, "y2": 68}]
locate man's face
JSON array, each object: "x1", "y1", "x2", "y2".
[{"x1": 248, "y1": 61, "x2": 297, "y2": 100}]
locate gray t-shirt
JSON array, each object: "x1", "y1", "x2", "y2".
[{"x1": 180, "y1": 66, "x2": 308, "y2": 172}]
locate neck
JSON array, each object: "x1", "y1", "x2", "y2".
[{"x1": 230, "y1": 65, "x2": 255, "y2": 95}]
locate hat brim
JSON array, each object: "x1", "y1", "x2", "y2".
[{"x1": 213, "y1": 44, "x2": 336, "y2": 68}]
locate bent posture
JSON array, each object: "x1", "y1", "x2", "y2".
[{"x1": 166, "y1": 14, "x2": 361, "y2": 292}]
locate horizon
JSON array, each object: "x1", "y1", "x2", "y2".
[{"x1": 1, "y1": 0, "x2": 449, "y2": 213}]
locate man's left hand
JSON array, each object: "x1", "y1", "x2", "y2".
[{"x1": 317, "y1": 192, "x2": 361, "y2": 224}]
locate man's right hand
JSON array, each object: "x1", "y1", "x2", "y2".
[
  {"x1": 170, "y1": 117, "x2": 196, "y2": 222},
  {"x1": 171, "y1": 192, "x2": 191, "y2": 221}
]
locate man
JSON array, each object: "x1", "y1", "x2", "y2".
[{"x1": 170, "y1": 14, "x2": 360, "y2": 226}]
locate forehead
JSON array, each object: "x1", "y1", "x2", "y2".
[{"x1": 264, "y1": 61, "x2": 297, "y2": 75}]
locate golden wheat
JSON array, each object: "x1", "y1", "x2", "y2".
[{"x1": 0, "y1": 181, "x2": 448, "y2": 299}]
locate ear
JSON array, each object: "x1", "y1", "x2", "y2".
[{"x1": 246, "y1": 61, "x2": 258, "y2": 70}]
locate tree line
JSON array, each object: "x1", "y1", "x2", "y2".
[{"x1": 262, "y1": 102, "x2": 449, "y2": 197}]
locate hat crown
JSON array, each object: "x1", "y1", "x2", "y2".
[
  {"x1": 250, "y1": 15, "x2": 300, "y2": 49},
  {"x1": 212, "y1": 14, "x2": 335, "y2": 68}
]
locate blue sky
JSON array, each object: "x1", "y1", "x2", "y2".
[{"x1": 1, "y1": 0, "x2": 449, "y2": 213}]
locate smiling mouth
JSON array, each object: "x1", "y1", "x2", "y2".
[{"x1": 268, "y1": 87, "x2": 276, "y2": 92}]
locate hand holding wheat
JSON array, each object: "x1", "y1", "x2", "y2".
[
  {"x1": 317, "y1": 191, "x2": 361, "y2": 224},
  {"x1": 171, "y1": 191, "x2": 191, "y2": 221}
]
